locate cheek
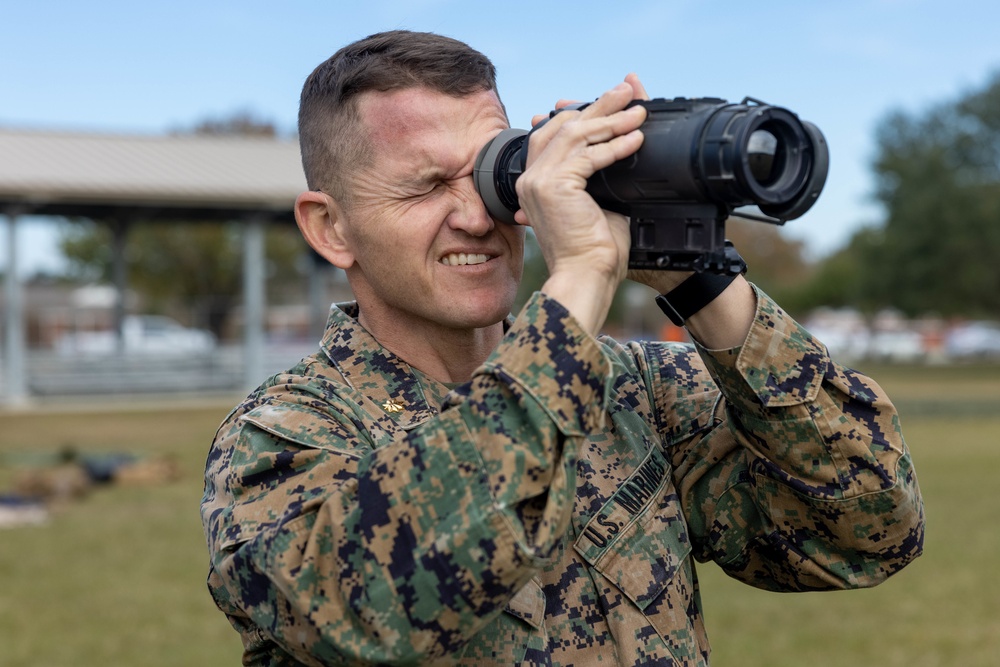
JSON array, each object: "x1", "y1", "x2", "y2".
[
  {"x1": 505, "y1": 227, "x2": 527, "y2": 267},
  {"x1": 363, "y1": 200, "x2": 447, "y2": 247},
  {"x1": 343, "y1": 224, "x2": 400, "y2": 276},
  {"x1": 346, "y1": 212, "x2": 420, "y2": 263}
]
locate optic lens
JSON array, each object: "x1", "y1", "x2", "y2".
[{"x1": 747, "y1": 129, "x2": 779, "y2": 186}]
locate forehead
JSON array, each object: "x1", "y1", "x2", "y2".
[{"x1": 356, "y1": 87, "x2": 508, "y2": 176}]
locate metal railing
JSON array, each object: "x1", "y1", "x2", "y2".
[{"x1": 12, "y1": 342, "x2": 319, "y2": 398}]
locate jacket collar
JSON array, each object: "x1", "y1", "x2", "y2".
[{"x1": 320, "y1": 302, "x2": 438, "y2": 432}]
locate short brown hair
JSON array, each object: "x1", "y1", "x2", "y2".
[{"x1": 298, "y1": 30, "x2": 500, "y2": 202}]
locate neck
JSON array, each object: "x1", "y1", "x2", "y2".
[{"x1": 357, "y1": 307, "x2": 504, "y2": 384}]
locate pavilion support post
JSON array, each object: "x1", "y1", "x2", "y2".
[
  {"x1": 308, "y1": 249, "x2": 331, "y2": 341},
  {"x1": 110, "y1": 218, "x2": 131, "y2": 355},
  {"x1": 3, "y1": 210, "x2": 28, "y2": 405},
  {"x1": 242, "y1": 216, "x2": 267, "y2": 390}
]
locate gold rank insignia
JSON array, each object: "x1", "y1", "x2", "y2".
[{"x1": 381, "y1": 398, "x2": 405, "y2": 413}]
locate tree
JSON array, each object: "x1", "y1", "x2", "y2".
[
  {"x1": 60, "y1": 220, "x2": 307, "y2": 337},
  {"x1": 787, "y1": 226, "x2": 885, "y2": 315},
  {"x1": 724, "y1": 217, "x2": 813, "y2": 313},
  {"x1": 183, "y1": 110, "x2": 280, "y2": 139},
  {"x1": 839, "y1": 72, "x2": 1000, "y2": 317}
]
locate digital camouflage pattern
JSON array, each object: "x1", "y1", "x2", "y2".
[{"x1": 201, "y1": 287, "x2": 924, "y2": 666}]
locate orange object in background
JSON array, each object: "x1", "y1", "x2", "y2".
[{"x1": 660, "y1": 322, "x2": 689, "y2": 343}]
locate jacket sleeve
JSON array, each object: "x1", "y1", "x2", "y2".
[
  {"x1": 640, "y1": 286, "x2": 925, "y2": 592},
  {"x1": 200, "y1": 293, "x2": 612, "y2": 665}
]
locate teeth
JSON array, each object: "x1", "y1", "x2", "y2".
[{"x1": 441, "y1": 253, "x2": 490, "y2": 266}]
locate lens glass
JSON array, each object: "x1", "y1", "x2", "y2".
[{"x1": 747, "y1": 129, "x2": 779, "y2": 186}]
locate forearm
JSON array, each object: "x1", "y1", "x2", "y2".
[
  {"x1": 648, "y1": 286, "x2": 924, "y2": 589},
  {"x1": 540, "y1": 269, "x2": 619, "y2": 337},
  {"x1": 682, "y1": 376, "x2": 924, "y2": 591},
  {"x1": 697, "y1": 287, "x2": 909, "y2": 497}
]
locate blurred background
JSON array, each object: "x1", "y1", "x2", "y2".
[{"x1": 2, "y1": 1, "x2": 998, "y2": 665}]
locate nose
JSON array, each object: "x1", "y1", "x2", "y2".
[{"x1": 445, "y1": 176, "x2": 495, "y2": 236}]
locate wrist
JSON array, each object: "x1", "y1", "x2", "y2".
[
  {"x1": 542, "y1": 269, "x2": 619, "y2": 336},
  {"x1": 653, "y1": 243, "x2": 747, "y2": 325},
  {"x1": 635, "y1": 270, "x2": 694, "y2": 295},
  {"x1": 682, "y1": 277, "x2": 756, "y2": 350},
  {"x1": 653, "y1": 243, "x2": 753, "y2": 349}
]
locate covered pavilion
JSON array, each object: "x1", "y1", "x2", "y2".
[{"x1": 0, "y1": 127, "x2": 309, "y2": 404}]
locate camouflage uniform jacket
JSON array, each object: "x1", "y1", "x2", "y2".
[{"x1": 201, "y1": 288, "x2": 924, "y2": 666}]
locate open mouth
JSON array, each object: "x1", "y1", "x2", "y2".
[{"x1": 440, "y1": 253, "x2": 493, "y2": 266}]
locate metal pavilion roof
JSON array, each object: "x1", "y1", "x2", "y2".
[{"x1": 0, "y1": 127, "x2": 307, "y2": 221}]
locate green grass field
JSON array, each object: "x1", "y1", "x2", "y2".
[
  {"x1": 699, "y1": 361, "x2": 1000, "y2": 667},
  {"x1": 1, "y1": 362, "x2": 998, "y2": 666}
]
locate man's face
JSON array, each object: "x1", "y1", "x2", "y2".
[{"x1": 338, "y1": 87, "x2": 524, "y2": 332}]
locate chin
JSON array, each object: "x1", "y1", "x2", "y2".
[{"x1": 444, "y1": 297, "x2": 513, "y2": 330}]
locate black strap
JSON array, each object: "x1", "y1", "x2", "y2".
[{"x1": 655, "y1": 244, "x2": 747, "y2": 326}]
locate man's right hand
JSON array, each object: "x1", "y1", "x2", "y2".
[{"x1": 513, "y1": 81, "x2": 647, "y2": 336}]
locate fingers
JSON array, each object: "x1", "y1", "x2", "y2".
[
  {"x1": 514, "y1": 79, "x2": 648, "y2": 227},
  {"x1": 583, "y1": 81, "x2": 642, "y2": 119},
  {"x1": 531, "y1": 100, "x2": 582, "y2": 127},
  {"x1": 526, "y1": 82, "x2": 646, "y2": 168},
  {"x1": 624, "y1": 72, "x2": 650, "y2": 101},
  {"x1": 530, "y1": 75, "x2": 647, "y2": 127},
  {"x1": 582, "y1": 125, "x2": 644, "y2": 172}
]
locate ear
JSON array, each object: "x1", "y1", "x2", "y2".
[{"x1": 294, "y1": 190, "x2": 355, "y2": 269}]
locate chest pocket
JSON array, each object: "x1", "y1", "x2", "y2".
[{"x1": 573, "y1": 445, "x2": 708, "y2": 666}]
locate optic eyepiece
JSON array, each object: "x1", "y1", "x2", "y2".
[{"x1": 473, "y1": 128, "x2": 527, "y2": 226}]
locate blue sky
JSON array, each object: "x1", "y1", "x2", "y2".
[{"x1": 3, "y1": 0, "x2": 999, "y2": 275}]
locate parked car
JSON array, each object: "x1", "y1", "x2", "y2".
[
  {"x1": 56, "y1": 315, "x2": 216, "y2": 357},
  {"x1": 868, "y1": 329, "x2": 925, "y2": 362},
  {"x1": 946, "y1": 321, "x2": 1000, "y2": 359},
  {"x1": 802, "y1": 324, "x2": 871, "y2": 361}
]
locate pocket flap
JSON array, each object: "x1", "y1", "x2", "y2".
[
  {"x1": 574, "y1": 446, "x2": 692, "y2": 611},
  {"x1": 503, "y1": 578, "x2": 545, "y2": 630}
]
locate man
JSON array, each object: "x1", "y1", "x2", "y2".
[{"x1": 201, "y1": 30, "x2": 924, "y2": 666}]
